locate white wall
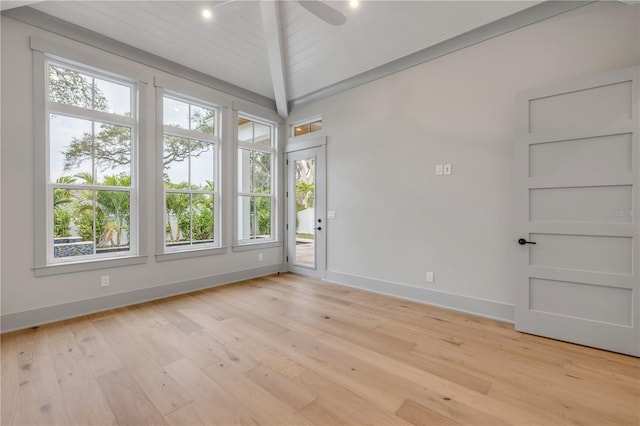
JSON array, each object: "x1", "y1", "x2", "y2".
[
  {"x1": 286, "y1": 2, "x2": 640, "y2": 315},
  {"x1": 0, "y1": 17, "x2": 283, "y2": 323}
]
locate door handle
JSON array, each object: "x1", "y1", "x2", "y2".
[
  {"x1": 518, "y1": 238, "x2": 536, "y2": 245},
  {"x1": 315, "y1": 227, "x2": 322, "y2": 231}
]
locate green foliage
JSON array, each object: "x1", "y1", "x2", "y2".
[
  {"x1": 296, "y1": 181, "x2": 314, "y2": 212},
  {"x1": 72, "y1": 195, "x2": 106, "y2": 245},
  {"x1": 192, "y1": 207, "x2": 214, "y2": 241},
  {"x1": 165, "y1": 183, "x2": 190, "y2": 241},
  {"x1": 54, "y1": 208, "x2": 72, "y2": 238},
  {"x1": 250, "y1": 197, "x2": 271, "y2": 236},
  {"x1": 96, "y1": 176, "x2": 130, "y2": 247},
  {"x1": 53, "y1": 177, "x2": 77, "y2": 238},
  {"x1": 192, "y1": 193, "x2": 214, "y2": 241},
  {"x1": 173, "y1": 193, "x2": 214, "y2": 243},
  {"x1": 59, "y1": 174, "x2": 130, "y2": 247}
]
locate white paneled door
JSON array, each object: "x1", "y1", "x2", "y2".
[
  {"x1": 515, "y1": 67, "x2": 640, "y2": 356},
  {"x1": 286, "y1": 145, "x2": 326, "y2": 279}
]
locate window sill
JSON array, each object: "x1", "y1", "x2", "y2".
[
  {"x1": 34, "y1": 255, "x2": 148, "y2": 277},
  {"x1": 155, "y1": 246, "x2": 227, "y2": 262},
  {"x1": 232, "y1": 241, "x2": 281, "y2": 252}
]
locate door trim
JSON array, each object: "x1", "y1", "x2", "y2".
[{"x1": 285, "y1": 135, "x2": 327, "y2": 152}]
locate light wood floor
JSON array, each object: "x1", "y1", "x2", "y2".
[{"x1": 1, "y1": 273, "x2": 638, "y2": 425}]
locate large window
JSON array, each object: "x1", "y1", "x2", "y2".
[
  {"x1": 162, "y1": 95, "x2": 219, "y2": 251},
  {"x1": 237, "y1": 116, "x2": 276, "y2": 243},
  {"x1": 47, "y1": 61, "x2": 137, "y2": 263}
]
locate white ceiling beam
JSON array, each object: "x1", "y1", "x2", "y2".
[{"x1": 259, "y1": 0, "x2": 288, "y2": 118}]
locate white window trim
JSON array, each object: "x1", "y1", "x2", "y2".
[
  {"x1": 234, "y1": 111, "x2": 279, "y2": 248},
  {"x1": 32, "y1": 42, "x2": 149, "y2": 276},
  {"x1": 154, "y1": 83, "x2": 228, "y2": 262}
]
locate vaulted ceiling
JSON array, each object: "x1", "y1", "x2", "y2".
[{"x1": 4, "y1": 1, "x2": 545, "y2": 115}]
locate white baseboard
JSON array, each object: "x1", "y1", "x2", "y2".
[
  {"x1": 325, "y1": 270, "x2": 514, "y2": 323},
  {"x1": 1, "y1": 264, "x2": 284, "y2": 333}
]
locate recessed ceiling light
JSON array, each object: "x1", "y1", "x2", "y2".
[
  {"x1": 201, "y1": 8, "x2": 213, "y2": 19},
  {"x1": 350, "y1": 0, "x2": 359, "y2": 10}
]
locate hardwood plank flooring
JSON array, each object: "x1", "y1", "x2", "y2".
[{"x1": 1, "y1": 273, "x2": 638, "y2": 425}]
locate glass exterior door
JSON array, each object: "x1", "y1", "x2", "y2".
[{"x1": 287, "y1": 146, "x2": 325, "y2": 278}]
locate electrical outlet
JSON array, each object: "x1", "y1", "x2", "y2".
[
  {"x1": 258, "y1": 253, "x2": 264, "y2": 262},
  {"x1": 100, "y1": 275, "x2": 110, "y2": 287},
  {"x1": 444, "y1": 164, "x2": 452, "y2": 175},
  {"x1": 426, "y1": 272, "x2": 434, "y2": 283}
]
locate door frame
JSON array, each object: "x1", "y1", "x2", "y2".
[{"x1": 285, "y1": 137, "x2": 327, "y2": 279}]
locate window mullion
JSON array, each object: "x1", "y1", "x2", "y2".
[{"x1": 48, "y1": 102, "x2": 134, "y2": 127}]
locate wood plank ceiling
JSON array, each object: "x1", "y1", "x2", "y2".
[{"x1": 26, "y1": 1, "x2": 541, "y2": 106}]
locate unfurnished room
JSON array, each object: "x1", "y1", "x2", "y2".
[{"x1": 1, "y1": 0, "x2": 639, "y2": 425}]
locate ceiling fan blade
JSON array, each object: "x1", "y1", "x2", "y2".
[
  {"x1": 215, "y1": 0, "x2": 254, "y2": 12},
  {"x1": 298, "y1": 1, "x2": 347, "y2": 26}
]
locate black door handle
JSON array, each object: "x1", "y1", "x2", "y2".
[
  {"x1": 316, "y1": 227, "x2": 322, "y2": 231},
  {"x1": 518, "y1": 238, "x2": 536, "y2": 245}
]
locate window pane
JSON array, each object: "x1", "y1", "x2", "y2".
[
  {"x1": 310, "y1": 120, "x2": 322, "y2": 133},
  {"x1": 238, "y1": 149, "x2": 252, "y2": 193},
  {"x1": 53, "y1": 188, "x2": 94, "y2": 258},
  {"x1": 94, "y1": 123, "x2": 131, "y2": 186},
  {"x1": 163, "y1": 135, "x2": 190, "y2": 187},
  {"x1": 190, "y1": 141, "x2": 215, "y2": 190},
  {"x1": 254, "y1": 197, "x2": 271, "y2": 239},
  {"x1": 96, "y1": 190, "x2": 130, "y2": 252},
  {"x1": 49, "y1": 65, "x2": 93, "y2": 109},
  {"x1": 253, "y1": 122, "x2": 271, "y2": 147},
  {"x1": 294, "y1": 124, "x2": 309, "y2": 137},
  {"x1": 49, "y1": 114, "x2": 93, "y2": 184},
  {"x1": 191, "y1": 105, "x2": 215, "y2": 134},
  {"x1": 192, "y1": 194, "x2": 214, "y2": 243},
  {"x1": 238, "y1": 196, "x2": 271, "y2": 240},
  {"x1": 253, "y1": 151, "x2": 271, "y2": 194},
  {"x1": 163, "y1": 97, "x2": 189, "y2": 129},
  {"x1": 295, "y1": 156, "x2": 316, "y2": 268},
  {"x1": 95, "y1": 78, "x2": 131, "y2": 116},
  {"x1": 238, "y1": 118, "x2": 253, "y2": 143},
  {"x1": 166, "y1": 192, "x2": 191, "y2": 245}
]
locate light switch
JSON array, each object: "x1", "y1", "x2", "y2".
[
  {"x1": 444, "y1": 164, "x2": 452, "y2": 175},
  {"x1": 435, "y1": 165, "x2": 443, "y2": 176},
  {"x1": 327, "y1": 210, "x2": 336, "y2": 219}
]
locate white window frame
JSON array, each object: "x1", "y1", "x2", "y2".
[
  {"x1": 290, "y1": 115, "x2": 323, "y2": 138},
  {"x1": 235, "y1": 112, "x2": 278, "y2": 247},
  {"x1": 154, "y1": 76, "x2": 231, "y2": 261},
  {"x1": 159, "y1": 92, "x2": 222, "y2": 257},
  {"x1": 32, "y1": 37, "x2": 148, "y2": 276}
]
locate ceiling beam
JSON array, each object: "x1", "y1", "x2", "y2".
[{"x1": 259, "y1": 0, "x2": 288, "y2": 118}]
